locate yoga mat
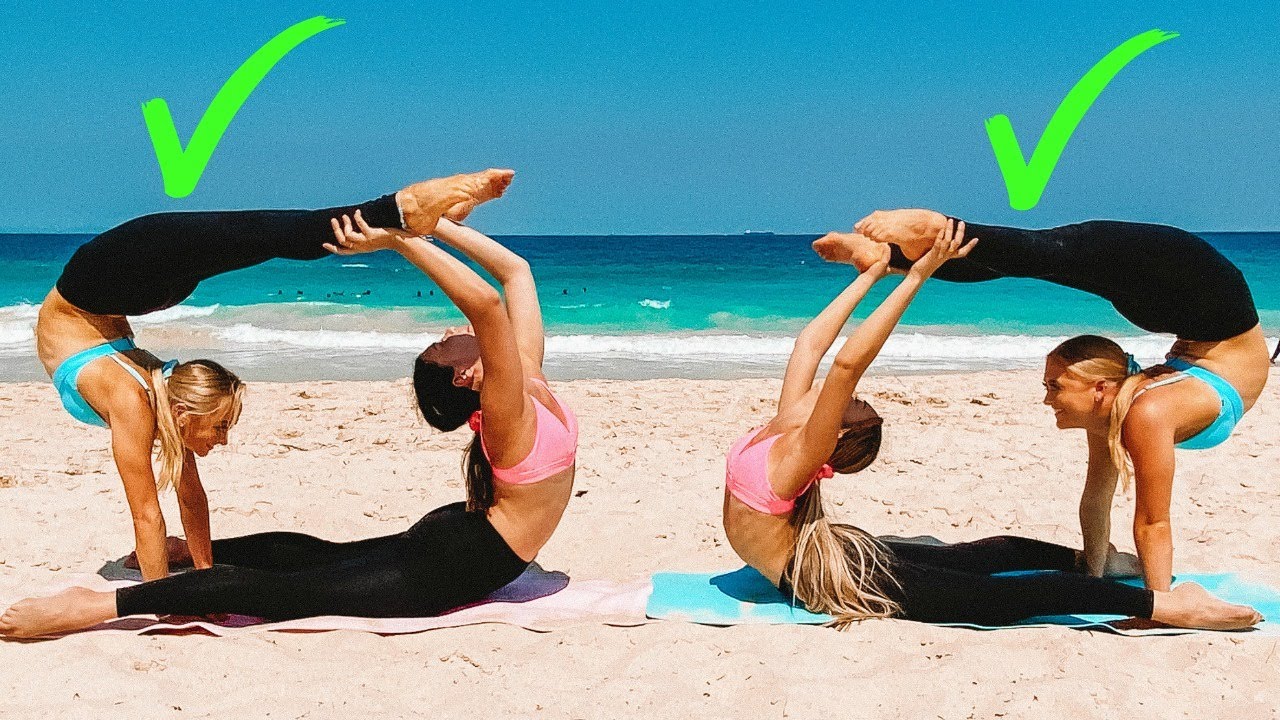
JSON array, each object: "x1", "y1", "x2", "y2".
[
  {"x1": 647, "y1": 566, "x2": 1280, "y2": 636},
  {"x1": 648, "y1": 567, "x2": 829, "y2": 625},
  {"x1": 15, "y1": 563, "x2": 651, "y2": 637}
]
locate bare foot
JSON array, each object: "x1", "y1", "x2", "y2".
[
  {"x1": 854, "y1": 209, "x2": 949, "y2": 260},
  {"x1": 397, "y1": 169, "x2": 515, "y2": 233},
  {"x1": 443, "y1": 168, "x2": 516, "y2": 223},
  {"x1": 812, "y1": 232, "x2": 891, "y2": 273},
  {"x1": 1151, "y1": 582, "x2": 1262, "y2": 630},
  {"x1": 0, "y1": 587, "x2": 118, "y2": 638}
]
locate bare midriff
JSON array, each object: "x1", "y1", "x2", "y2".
[
  {"x1": 722, "y1": 491, "x2": 797, "y2": 588},
  {"x1": 34, "y1": 288, "x2": 134, "y2": 375},
  {"x1": 486, "y1": 469, "x2": 575, "y2": 562},
  {"x1": 1168, "y1": 324, "x2": 1270, "y2": 410}
]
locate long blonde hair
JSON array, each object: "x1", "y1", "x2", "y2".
[
  {"x1": 787, "y1": 483, "x2": 900, "y2": 628},
  {"x1": 149, "y1": 360, "x2": 245, "y2": 492},
  {"x1": 1049, "y1": 335, "x2": 1143, "y2": 490}
]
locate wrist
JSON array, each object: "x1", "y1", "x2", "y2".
[
  {"x1": 902, "y1": 269, "x2": 930, "y2": 284},
  {"x1": 854, "y1": 270, "x2": 882, "y2": 286},
  {"x1": 1072, "y1": 550, "x2": 1088, "y2": 573},
  {"x1": 390, "y1": 234, "x2": 424, "y2": 253}
]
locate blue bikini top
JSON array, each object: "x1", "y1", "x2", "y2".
[{"x1": 1135, "y1": 357, "x2": 1244, "y2": 450}]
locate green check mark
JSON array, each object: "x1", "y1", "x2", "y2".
[
  {"x1": 142, "y1": 16, "x2": 345, "y2": 199},
  {"x1": 986, "y1": 29, "x2": 1179, "y2": 211}
]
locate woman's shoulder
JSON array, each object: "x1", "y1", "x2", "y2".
[
  {"x1": 1124, "y1": 374, "x2": 1208, "y2": 437},
  {"x1": 80, "y1": 360, "x2": 155, "y2": 424}
]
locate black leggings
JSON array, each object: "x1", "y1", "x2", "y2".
[
  {"x1": 114, "y1": 503, "x2": 530, "y2": 621},
  {"x1": 56, "y1": 194, "x2": 404, "y2": 316},
  {"x1": 785, "y1": 534, "x2": 1154, "y2": 626},
  {"x1": 889, "y1": 220, "x2": 1258, "y2": 342}
]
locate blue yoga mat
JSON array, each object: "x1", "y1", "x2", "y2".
[{"x1": 647, "y1": 567, "x2": 1280, "y2": 635}]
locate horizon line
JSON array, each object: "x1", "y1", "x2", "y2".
[{"x1": 2, "y1": 228, "x2": 1279, "y2": 237}]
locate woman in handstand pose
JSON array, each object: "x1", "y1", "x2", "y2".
[
  {"x1": 815, "y1": 211, "x2": 1269, "y2": 592},
  {"x1": 727, "y1": 220, "x2": 1259, "y2": 629},
  {"x1": 25, "y1": 170, "x2": 511, "y2": 583},
  {"x1": 1, "y1": 197, "x2": 577, "y2": 638}
]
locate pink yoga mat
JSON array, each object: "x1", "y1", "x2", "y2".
[{"x1": 16, "y1": 564, "x2": 651, "y2": 637}]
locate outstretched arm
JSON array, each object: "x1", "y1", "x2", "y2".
[
  {"x1": 432, "y1": 219, "x2": 545, "y2": 371},
  {"x1": 326, "y1": 215, "x2": 530, "y2": 445},
  {"x1": 779, "y1": 246, "x2": 890, "y2": 412},
  {"x1": 775, "y1": 221, "x2": 975, "y2": 490}
]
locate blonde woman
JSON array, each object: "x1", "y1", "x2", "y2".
[
  {"x1": 31, "y1": 170, "x2": 512, "y2": 582},
  {"x1": 1042, "y1": 335, "x2": 1256, "y2": 593},
  {"x1": 726, "y1": 221, "x2": 1260, "y2": 630},
  {"x1": 817, "y1": 211, "x2": 1268, "y2": 592}
]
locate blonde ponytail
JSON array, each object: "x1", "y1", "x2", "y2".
[
  {"x1": 149, "y1": 360, "x2": 245, "y2": 492},
  {"x1": 1106, "y1": 374, "x2": 1146, "y2": 491},
  {"x1": 149, "y1": 366, "x2": 185, "y2": 492},
  {"x1": 787, "y1": 483, "x2": 900, "y2": 628},
  {"x1": 1049, "y1": 335, "x2": 1143, "y2": 490}
]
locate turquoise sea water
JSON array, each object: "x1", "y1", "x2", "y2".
[{"x1": 1, "y1": 232, "x2": 1277, "y2": 380}]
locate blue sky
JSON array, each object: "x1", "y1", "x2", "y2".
[{"x1": 1, "y1": 1, "x2": 1277, "y2": 233}]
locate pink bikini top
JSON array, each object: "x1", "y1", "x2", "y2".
[
  {"x1": 471, "y1": 378, "x2": 578, "y2": 485},
  {"x1": 725, "y1": 427, "x2": 834, "y2": 515}
]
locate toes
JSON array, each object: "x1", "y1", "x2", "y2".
[
  {"x1": 489, "y1": 168, "x2": 515, "y2": 188},
  {"x1": 482, "y1": 169, "x2": 515, "y2": 199}
]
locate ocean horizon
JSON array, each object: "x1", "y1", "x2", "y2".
[{"x1": 2, "y1": 231, "x2": 1277, "y2": 382}]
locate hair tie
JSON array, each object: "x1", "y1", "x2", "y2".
[
  {"x1": 467, "y1": 410, "x2": 482, "y2": 433},
  {"x1": 1125, "y1": 353, "x2": 1141, "y2": 375}
]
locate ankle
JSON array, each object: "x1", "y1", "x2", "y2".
[
  {"x1": 919, "y1": 210, "x2": 949, "y2": 240},
  {"x1": 394, "y1": 190, "x2": 417, "y2": 231}
]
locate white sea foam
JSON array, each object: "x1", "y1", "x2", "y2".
[
  {"x1": 545, "y1": 332, "x2": 1181, "y2": 366},
  {"x1": 0, "y1": 304, "x2": 224, "y2": 346},
  {"x1": 2, "y1": 298, "x2": 1271, "y2": 376},
  {"x1": 341, "y1": 263, "x2": 370, "y2": 268},
  {"x1": 639, "y1": 299, "x2": 671, "y2": 309},
  {"x1": 216, "y1": 324, "x2": 437, "y2": 349},
  {"x1": 0, "y1": 304, "x2": 38, "y2": 346},
  {"x1": 0, "y1": 322, "x2": 33, "y2": 346},
  {"x1": 0, "y1": 303, "x2": 40, "y2": 320},
  {"x1": 208, "y1": 324, "x2": 1195, "y2": 366},
  {"x1": 132, "y1": 304, "x2": 221, "y2": 324}
]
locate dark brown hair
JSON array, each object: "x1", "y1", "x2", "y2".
[
  {"x1": 828, "y1": 416, "x2": 883, "y2": 474},
  {"x1": 412, "y1": 353, "x2": 493, "y2": 510}
]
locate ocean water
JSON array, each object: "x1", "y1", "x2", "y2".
[{"x1": 1, "y1": 232, "x2": 1277, "y2": 381}]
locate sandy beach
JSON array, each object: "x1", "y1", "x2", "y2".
[{"x1": 1, "y1": 369, "x2": 1278, "y2": 718}]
